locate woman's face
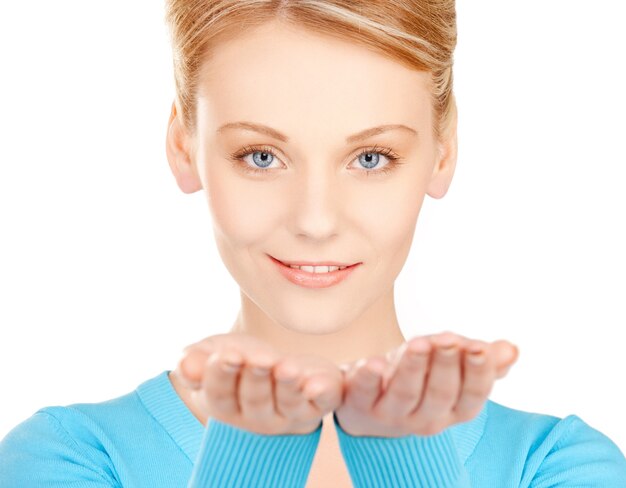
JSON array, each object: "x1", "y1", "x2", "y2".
[{"x1": 170, "y1": 19, "x2": 456, "y2": 335}]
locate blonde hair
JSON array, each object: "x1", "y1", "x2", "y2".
[{"x1": 164, "y1": 0, "x2": 457, "y2": 142}]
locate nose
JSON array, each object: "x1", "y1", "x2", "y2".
[{"x1": 289, "y1": 165, "x2": 340, "y2": 240}]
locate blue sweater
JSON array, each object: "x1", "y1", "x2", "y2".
[{"x1": 1, "y1": 370, "x2": 625, "y2": 487}]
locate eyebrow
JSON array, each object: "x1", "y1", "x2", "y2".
[{"x1": 216, "y1": 121, "x2": 418, "y2": 143}]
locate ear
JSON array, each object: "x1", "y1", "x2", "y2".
[
  {"x1": 165, "y1": 101, "x2": 203, "y2": 194},
  {"x1": 425, "y1": 110, "x2": 458, "y2": 200}
]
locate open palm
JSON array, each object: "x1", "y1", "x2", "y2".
[{"x1": 334, "y1": 332, "x2": 518, "y2": 437}]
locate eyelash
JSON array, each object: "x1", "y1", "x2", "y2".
[{"x1": 228, "y1": 144, "x2": 404, "y2": 177}]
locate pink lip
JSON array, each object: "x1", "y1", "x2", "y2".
[
  {"x1": 272, "y1": 256, "x2": 359, "y2": 267},
  {"x1": 269, "y1": 255, "x2": 360, "y2": 289}
]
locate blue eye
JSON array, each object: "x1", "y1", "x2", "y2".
[
  {"x1": 358, "y1": 152, "x2": 381, "y2": 169},
  {"x1": 229, "y1": 144, "x2": 404, "y2": 176},
  {"x1": 251, "y1": 150, "x2": 274, "y2": 168}
]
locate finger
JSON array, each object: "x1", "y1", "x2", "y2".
[
  {"x1": 303, "y1": 374, "x2": 343, "y2": 413},
  {"x1": 492, "y1": 341, "x2": 519, "y2": 378},
  {"x1": 198, "y1": 349, "x2": 243, "y2": 417},
  {"x1": 345, "y1": 357, "x2": 386, "y2": 410},
  {"x1": 238, "y1": 353, "x2": 277, "y2": 421},
  {"x1": 453, "y1": 342, "x2": 494, "y2": 422},
  {"x1": 175, "y1": 346, "x2": 213, "y2": 388},
  {"x1": 175, "y1": 335, "x2": 236, "y2": 387},
  {"x1": 274, "y1": 359, "x2": 309, "y2": 419},
  {"x1": 412, "y1": 332, "x2": 462, "y2": 421},
  {"x1": 374, "y1": 338, "x2": 431, "y2": 418},
  {"x1": 384, "y1": 346, "x2": 403, "y2": 370},
  {"x1": 448, "y1": 338, "x2": 516, "y2": 378}
]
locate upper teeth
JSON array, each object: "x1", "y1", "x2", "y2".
[{"x1": 288, "y1": 265, "x2": 348, "y2": 273}]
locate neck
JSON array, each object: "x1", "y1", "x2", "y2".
[{"x1": 228, "y1": 287, "x2": 407, "y2": 365}]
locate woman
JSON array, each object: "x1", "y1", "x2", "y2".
[{"x1": 1, "y1": 1, "x2": 625, "y2": 487}]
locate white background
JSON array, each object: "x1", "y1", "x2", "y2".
[{"x1": 1, "y1": 1, "x2": 625, "y2": 453}]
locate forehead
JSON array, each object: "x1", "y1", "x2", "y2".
[{"x1": 196, "y1": 20, "x2": 432, "y2": 136}]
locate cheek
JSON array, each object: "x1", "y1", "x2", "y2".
[
  {"x1": 354, "y1": 179, "x2": 425, "y2": 255},
  {"x1": 204, "y1": 155, "x2": 429, "y2": 254},
  {"x1": 205, "y1": 169, "x2": 281, "y2": 245}
]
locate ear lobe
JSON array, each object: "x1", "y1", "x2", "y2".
[
  {"x1": 426, "y1": 116, "x2": 458, "y2": 200},
  {"x1": 165, "y1": 101, "x2": 203, "y2": 194}
]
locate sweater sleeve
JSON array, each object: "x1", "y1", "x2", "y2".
[
  {"x1": 332, "y1": 413, "x2": 471, "y2": 488},
  {"x1": 188, "y1": 418, "x2": 323, "y2": 488},
  {"x1": 0, "y1": 411, "x2": 119, "y2": 487},
  {"x1": 526, "y1": 415, "x2": 626, "y2": 487}
]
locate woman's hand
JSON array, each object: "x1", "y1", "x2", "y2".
[
  {"x1": 171, "y1": 332, "x2": 343, "y2": 435},
  {"x1": 334, "y1": 331, "x2": 519, "y2": 437}
]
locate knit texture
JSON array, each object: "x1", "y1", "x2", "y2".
[{"x1": 1, "y1": 370, "x2": 625, "y2": 487}]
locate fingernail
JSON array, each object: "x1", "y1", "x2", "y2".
[
  {"x1": 221, "y1": 362, "x2": 242, "y2": 373},
  {"x1": 221, "y1": 354, "x2": 243, "y2": 372},
  {"x1": 466, "y1": 344, "x2": 484, "y2": 354},
  {"x1": 251, "y1": 366, "x2": 271, "y2": 376},
  {"x1": 354, "y1": 358, "x2": 368, "y2": 369},
  {"x1": 433, "y1": 333, "x2": 457, "y2": 347},
  {"x1": 438, "y1": 345, "x2": 458, "y2": 357},
  {"x1": 275, "y1": 363, "x2": 299, "y2": 382},
  {"x1": 467, "y1": 352, "x2": 486, "y2": 365},
  {"x1": 365, "y1": 360, "x2": 386, "y2": 377},
  {"x1": 432, "y1": 334, "x2": 460, "y2": 355},
  {"x1": 277, "y1": 376, "x2": 297, "y2": 384},
  {"x1": 276, "y1": 371, "x2": 298, "y2": 383},
  {"x1": 407, "y1": 339, "x2": 431, "y2": 356},
  {"x1": 304, "y1": 382, "x2": 326, "y2": 399},
  {"x1": 364, "y1": 368, "x2": 383, "y2": 379}
]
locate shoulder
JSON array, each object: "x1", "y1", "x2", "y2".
[
  {"x1": 482, "y1": 400, "x2": 626, "y2": 486},
  {"x1": 485, "y1": 399, "x2": 624, "y2": 451},
  {"x1": 0, "y1": 377, "x2": 154, "y2": 488},
  {"x1": 0, "y1": 406, "x2": 120, "y2": 487},
  {"x1": 484, "y1": 399, "x2": 563, "y2": 437}
]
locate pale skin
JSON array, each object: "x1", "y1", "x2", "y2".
[
  {"x1": 165, "y1": 15, "x2": 518, "y2": 469},
  {"x1": 171, "y1": 331, "x2": 517, "y2": 436}
]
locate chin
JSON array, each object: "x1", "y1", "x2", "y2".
[{"x1": 275, "y1": 309, "x2": 353, "y2": 336}]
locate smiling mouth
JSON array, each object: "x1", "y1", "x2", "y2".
[
  {"x1": 269, "y1": 254, "x2": 361, "y2": 288},
  {"x1": 269, "y1": 255, "x2": 360, "y2": 269}
]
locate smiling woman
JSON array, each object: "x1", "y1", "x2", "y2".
[
  {"x1": 1, "y1": 1, "x2": 626, "y2": 488},
  {"x1": 182, "y1": 24, "x2": 448, "y2": 340}
]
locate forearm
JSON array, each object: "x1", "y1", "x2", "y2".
[
  {"x1": 188, "y1": 418, "x2": 323, "y2": 488},
  {"x1": 334, "y1": 413, "x2": 470, "y2": 488}
]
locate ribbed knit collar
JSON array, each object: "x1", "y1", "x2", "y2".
[
  {"x1": 136, "y1": 370, "x2": 205, "y2": 463},
  {"x1": 135, "y1": 370, "x2": 488, "y2": 465}
]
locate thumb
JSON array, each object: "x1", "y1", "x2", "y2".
[
  {"x1": 492, "y1": 341, "x2": 519, "y2": 378},
  {"x1": 173, "y1": 347, "x2": 212, "y2": 389}
]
